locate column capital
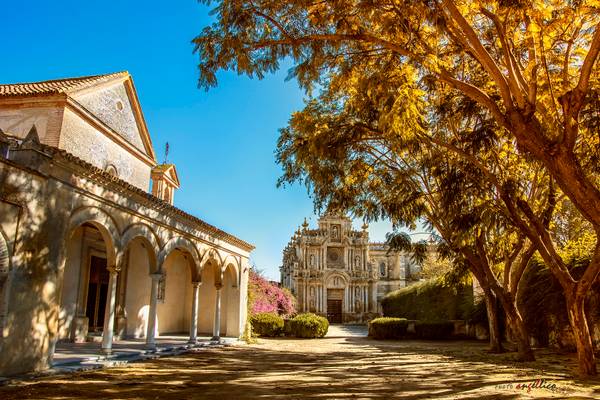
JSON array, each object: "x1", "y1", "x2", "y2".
[
  {"x1": 214, "y1": 283, "x2": 223, "y2": 290},
  {"x1": 150, "y1": 273, "x2": 163, "y2": 281},
  {"x1": 192, "y1": 281, "x2": 202, "y2": 288},
  {"x1": 107, "y1": 266, "x2": 120, "y2": 274}
]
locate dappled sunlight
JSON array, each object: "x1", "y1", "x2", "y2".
[{"x1": 2, "y1": 334, "x2": 598, "y2": 399}]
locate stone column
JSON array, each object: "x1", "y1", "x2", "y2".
[
  {"x1": 101, "y1": 267, "x2": 119, "y2": 354},
  {"x1": 189, "y1": 281, "x2": 201, "y2": 343},
  {"x1": 370, "y1": 283, "x2": 377, "y2": 313},
  {"x1": 212, "y1": 283, "x2": 223, "y2": 341},
  {"x1": 146, "y1": 273, "x2": 162, "y2": 348}
]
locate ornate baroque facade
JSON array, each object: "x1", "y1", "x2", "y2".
[
  {"x1": 0, "y1": 72, "x2": 253, "y2": 376},
  {"x1": 280, "y1": 214, "x2": 420, "y2": 323}
]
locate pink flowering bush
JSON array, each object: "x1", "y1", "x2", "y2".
[{"x1": 248, "y1": 269, "x2": 296, "y2": 317}]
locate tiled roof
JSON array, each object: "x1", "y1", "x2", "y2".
[{"x1": 0, "y1": 72, "x2": 129, "y2": 97}]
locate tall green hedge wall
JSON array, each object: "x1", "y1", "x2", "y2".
[{"x1": 381, "y1": 278, "x2": 474, "y2": 320}]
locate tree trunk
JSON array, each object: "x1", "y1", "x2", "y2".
[
  {"x1": 498, "y1": 293, "x2": 535, "y2": 361},
  {"x1": 566, "y1": 293, "x2": 597, "y2": 378},
  {"x1": 484, "y1": 290, "x2": 504, "y2": 353}
]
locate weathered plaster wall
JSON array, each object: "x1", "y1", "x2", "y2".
[
  {"x1": 0, "y1": 153, "x2": 72, "y2": 376},
  {"x1": 198, "y1": 265, "x2": 217, "y2": 334},
  {"x1": 60, "y1": 108, "x2": 151, "y2": 190},
  {"x1": 0, "y1": 106, "x2": 63, "y2": 147},
  {"x1": 124, "y1": 240, "x2": 151, "y2": 338},
  {"x1": 73, "y1": 83, "x2": 146, "y2": 153},
  {"x1": 58, "y1": 227, "x2": 83, "y2": 340},
  {"x1": 157, "y1": 251, "x2": 192, "y2": 334}
]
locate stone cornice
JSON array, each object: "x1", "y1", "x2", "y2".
[{"x1": 11, "y1": 143, "x2": 254, "y2": 252}]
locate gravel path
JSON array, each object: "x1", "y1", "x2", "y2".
[{"x1": 1, "y1": 326, "x2": 599, "y2": 399}]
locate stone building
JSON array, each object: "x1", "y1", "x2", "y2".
[
  {"x1": 280, "y1": 213, "x2": 421, "y2": 323},
  {"x1": 0, "y1": 72, "x2": 253, "y2": 376}
]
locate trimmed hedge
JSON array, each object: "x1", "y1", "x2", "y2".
[
  {"x1": 368, "y1": 317, "x2": 408, "y2": 339},
  {"x1": 288, "y1": 313, "x2": 329, "y2": 338},
  {"x1": 414, "y1": 321, "x2": 454, "y2": 340},
  {"x1": 250, "y1": 312, "x2": 284, "y2": 337},
  {"x1": 381, "y1": 278, "x2": 473, "y2": 321}
]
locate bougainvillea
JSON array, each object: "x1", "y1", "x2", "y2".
[{"x1": 248, "y1": 269, "x2": 296, "y2": 317}]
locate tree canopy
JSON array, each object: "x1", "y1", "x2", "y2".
[{"x1": 194, "y1": 0, "x2": 600, "y2": 377}]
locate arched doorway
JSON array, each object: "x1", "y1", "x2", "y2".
[
  {"x1": 121, "y1": 233, "x2": 157, "y2": 338},
  {"x1": 221, "y1": 263, "x2": 240, "y2": 337},
  {"x1": 156, "y1": 249, "x2": 194, "y2": 335},
  {"x1": 326, "y1": 274, "x2": 348, "y2": 324},
  {"x1": 198, "y1": 258, "x2": 220, "y2": 335},
  {"x1": 58, "y1": 220, "x2": 118, "y2": 342}
]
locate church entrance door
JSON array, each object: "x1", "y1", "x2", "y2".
[
  {"x1": 327, "y1": 289, "x2": 343, "y2": 323},
  {"x1": 85, "y1": 256, "x2": 109, "y2": 332}
]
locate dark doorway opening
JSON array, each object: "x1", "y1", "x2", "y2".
[
  {"x1": 86, "y1": 256, "x2": 108, "y2": 331},
  {"x1": 327, "y1": 289, "x2": 343, "y2": 323}
]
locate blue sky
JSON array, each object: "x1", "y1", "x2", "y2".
[{"x1": 0, "y1": 1, "x2": 421, "y2": 279}]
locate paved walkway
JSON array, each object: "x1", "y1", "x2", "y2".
[
  {"x1": 1, "y1": 326, "x2": 598, "y2": 399},
  {"x1": 53, "y1": 334, "x2": 221, "y2": 366}
]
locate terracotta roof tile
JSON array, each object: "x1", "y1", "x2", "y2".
[{"x1": 0, "y1": 72, "x2": 129, "y2": 97}]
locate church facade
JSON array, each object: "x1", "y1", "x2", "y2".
[
  {"x1": 0, "y1": 72, "x2": 253, "y2": 376},
  {"x1": 280, "y1": 214, "x2": 420, "y2": 323}
]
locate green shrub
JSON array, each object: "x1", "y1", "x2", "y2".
[
  {"x1": 368, "y1": 317, "x2": 408, "y2": 339},
  {"x1": 381, "y1": 278, "x2": 474, "y2": 321},
  {"x1": 414, "y1": 321, "x2": 454, "y2": 340},
  {"x1": 250, "y1": 312, "x2": 284, "y2": 337},
  {"x1": 288, "y1": 313, "x2": 329, "y2": 338}
]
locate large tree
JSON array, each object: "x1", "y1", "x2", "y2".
[
  {"x1": 194, "y1": 0, "x2": 600, "y2": 376},
  {"x1": 274, "y1": 69, "x2": 548, "y2": 359}
]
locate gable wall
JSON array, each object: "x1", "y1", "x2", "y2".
[
  {"x1": 59, "y1": 108, "x2": 151, "y2": 190},
  {"x1": 72, "y1": 83, "x2": 147, "y2": 153}
]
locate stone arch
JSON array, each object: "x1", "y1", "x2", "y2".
[
  {"x1": 197, "y1": 252, "x2": 222, "y2": 334},
  {"x1": 158, "y1": 236, "x2": 201, "y2": 281},
  {"x1": 325, "y1": 272, "x2": 348, "y2": 289},
  {"x1": 58, "y1": 206, "x2": 120, "y2": 341},
  {"x1": 203, "y1": 248, "x2": 224, "y2": 285},
  {"x1": 120, "y1": 223, "x2": 161, "y2": 338},
  {"x1": 221, "y1": 262, "x2": 241, "y2": 337},
  {"x1": 68, "y1": 206, "x2": 120, "y2": 268},
  {"x1": 121, "y1": 223, "x2": 160, "y2": 273},
  {"x1": 221, "y1": 255, "x2": 240, "y2": 287}
]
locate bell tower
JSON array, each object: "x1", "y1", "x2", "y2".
[{"x1": 151, "y1": 164, "x2": 180, "y2": 205}]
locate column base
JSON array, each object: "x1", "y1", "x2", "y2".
[
  {"x1": 145, "y1": 342, "x2": 157, "y2": 350},
  {"x1": 188, "y1": 338, "x2": 198, "y2": 344},
  {"x1": 101, "y1": 348, "x2": 112, "y2": 355},
  {"x1": 211, "y1": 336, "x2": 221, "y2": 341}
]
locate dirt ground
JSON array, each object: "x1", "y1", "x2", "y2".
[{"x1": 1, "y1": 325, "x2": 599, "y2": 399}]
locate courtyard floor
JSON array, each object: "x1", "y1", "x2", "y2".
[{"x1": 1, "y1": 325, "x2": 599, "y2": 399}]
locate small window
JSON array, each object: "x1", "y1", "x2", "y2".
[
  {"x1": 105, "y1": 165, "x2": 118, "y2": 178},
  {"x1": 116, "y1": 100, "x2": 124, "y2": 111},
  {"x1": 379, "y1": 262, "x2": 386, "y2": 277}
]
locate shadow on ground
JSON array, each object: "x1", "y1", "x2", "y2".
[{"x1": 1, "y1": 326, "x2": 599, "y2": 399}]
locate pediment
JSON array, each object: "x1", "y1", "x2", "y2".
[{"x1": 68, "y1": 75, "x2": 156, "y2": 162}]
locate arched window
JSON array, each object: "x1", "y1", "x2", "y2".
[
  {"x1": 105, "y1": 165, "x2": 118, "y2": 178},
  {"x1": 379, "y1": 262, "x2": 386, "y2": 277}
]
